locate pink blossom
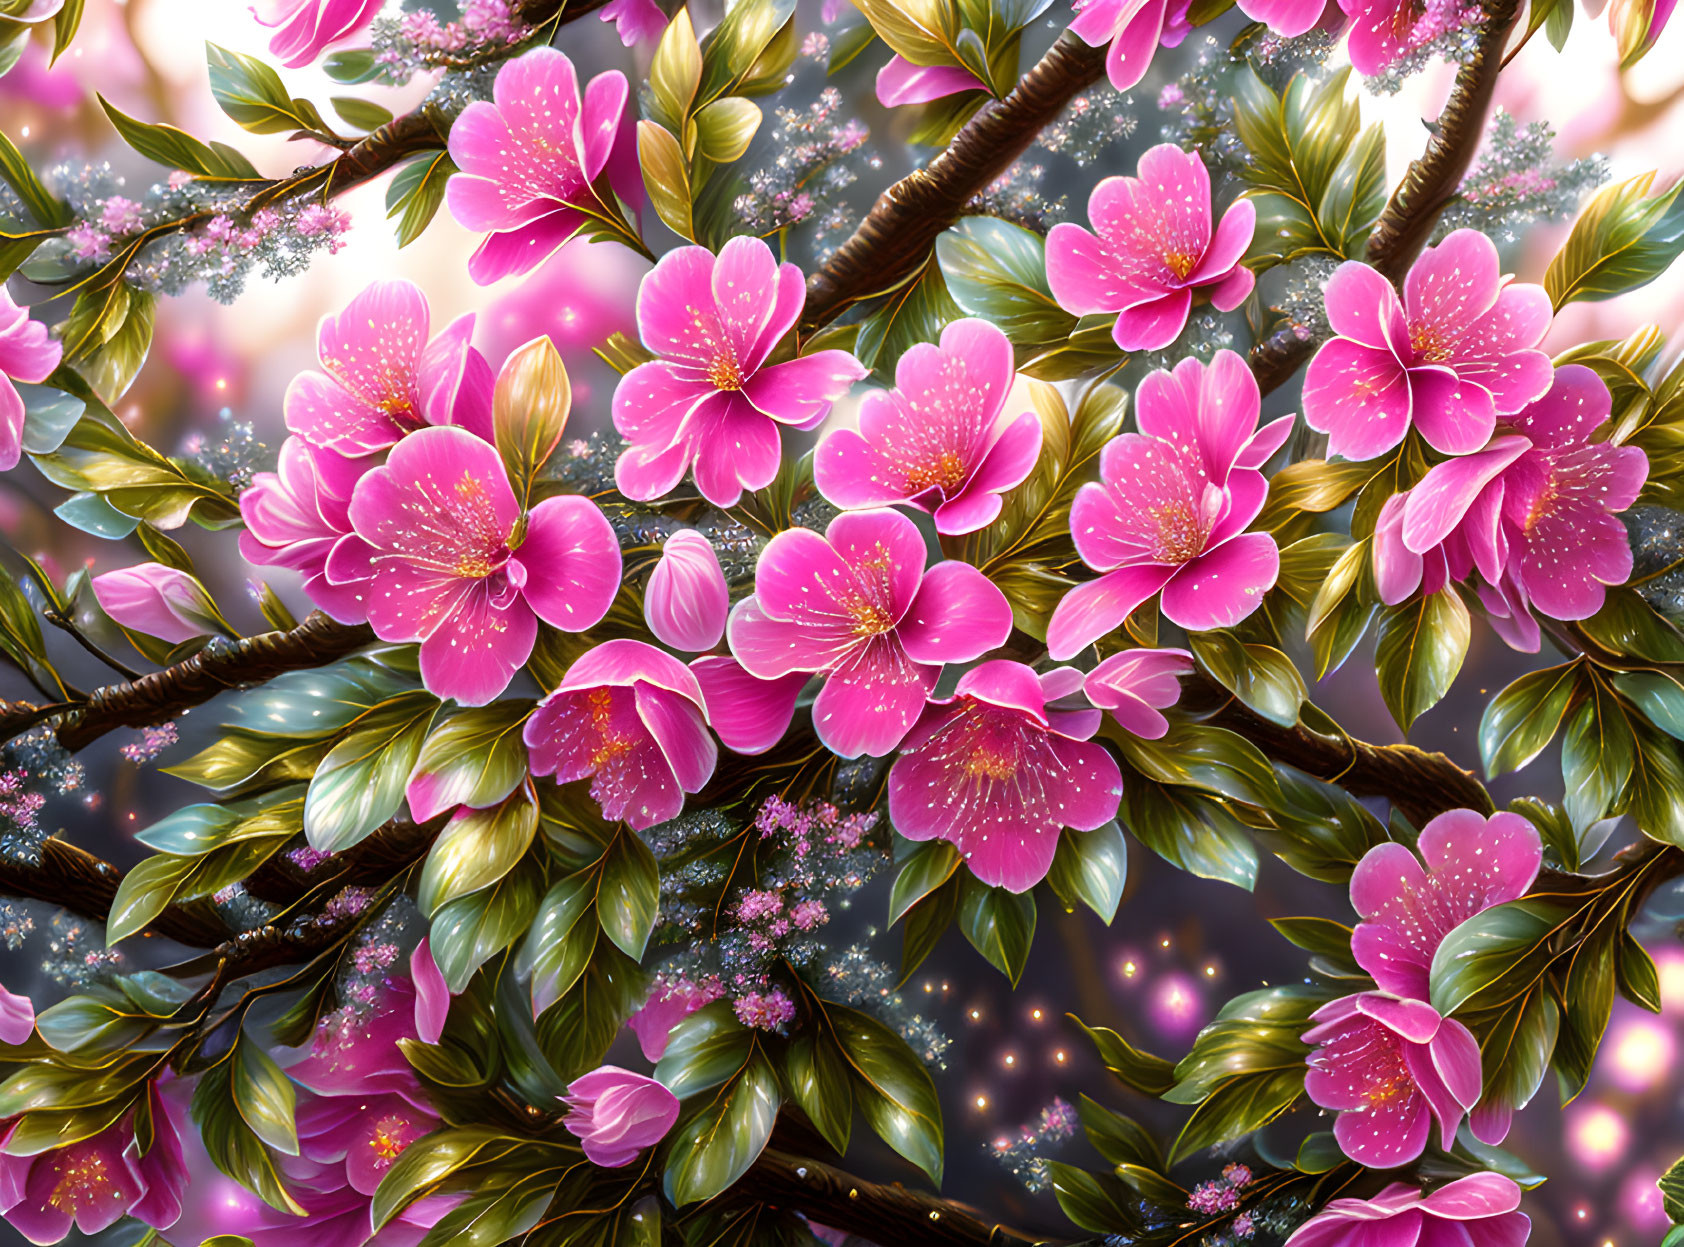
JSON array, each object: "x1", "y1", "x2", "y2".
[
  {"x1": 0, "y1": 289, "x2": 63, "y2": 472},
  {"x1": 0, "y1": 981, "x2": 32, "y2": 1045},
  {"x1": 1302, "y1": 230, "x2": 1553, "y2": 461},
  {"x1": 815, "y1": 318, "x2": 1043, "y2": 535},
  {"x1": 875, "y1": 57, "x2": 988, "y2": 106},
  {"x1": 289, "y1": 977, "x2": 431, "y2": 1103},
  {"x1": 91, "y1": 563, "x2": 222, "y2": 644},
  {"x1": 1047, "y1": 144, "x2": 1255, "y2": 351},
  {"x1": 1302, "y1": 992, "x2": 1482, "y2": 1168},
  {"x1": 628, "y1": 977, "x2": 721, "y2": 1060},
  {"x1": 1234, "y1": 0, "x2": 1328, "y2": 36},
  {"x1": 888, "y1": 661, "x2": 1123, "y2": 892},
  {"x1": 283, "y1": 279, "x2": 491, "y2": 458},
  {"x1": 252, "y1": 0, "x2": 384, "y2": 67},
  {"x1": 98, "y1": 196, "x2": 141, "y2": 233},
  {"x1": 689, "y1": 656, "x2": 809, "y2": 755},
  {"x1": 410, "y1": 938, "x2": 450, "y2": 1043},
  {"x1": 337, "y1": 426, "x2": 620, "y2": 705},
  {"x1": 64, "y1": 222, "x2": 108, "y2": 262},
  {"x1": 446, "y1": 48, "x2": 635, "y2": 284},
  {"x1": 1084, "y1": 647, "x2": 1194, "y2": 739},
  {"x1": 239, "y1": 436, "x2": 372, "y2": 624},
  {"x1": 1341, "y1": 0, "x2": 1482, "y2": 76},
  {"x1": 734, "y1": 988, "x2": 797, "y2": 1030},
  {"x1": 1046, "y1": 351, "x2": 1292, "y2": 658},
  {"x1": 727, "y1": 509, "x2": 1012, "y2": 758},
  {"x1": 646, "y1": 530, "x2": 730, "y2": 652},
  {"x1": 1066, "y1": 0, "x2": 1192, "y2": 91},
  {"x1": 561, "y1": 1066, "x2": 680, "y2": 1167},
  {"x1": 524, "y1": 639, "x2": 717, "y2": 829},
  {"x1": 600, "y1": 0, "x2": 669, "y2": 43},
  {"x1": 1376, "y1": 365, "x2": 1647, "y2": 636},
  {"x1": 1285, "y1": 1173, "x2": 1528, "y2": 1247},
  {"x1": 0, "y1": 1084, "x2": 187, "y2": 1243},
  {"x1": 614, "y1": 236, "x2": 867, "y2": 507}
]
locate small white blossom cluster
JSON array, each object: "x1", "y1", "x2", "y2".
[
  {"x1": 733, "y1": 88, "x2": 876, "y2": 255},
  {"x1": 1435, "y1": 110, "x2": 1608, "y2": 243},
  {"x1": 368, "y1": 0, "x2": 530, "y2": 81}
]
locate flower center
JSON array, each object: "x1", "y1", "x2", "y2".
[
  {"x1": 1149, "y1": 497, "x2": 1207, "y2": 564},
  {"x1": 962, "y1": 738, "x2": 1019, "y2": 781},
  {"x1": 1164, "y1": 249, "x2": 1199, "y2": 281},
  {"x1": 708, "y1": 352, "x2": 745, "y2": 391},
  {"x1": 586, "y1": 687, "x2": 639, "y2": 768},
  {"x1": 48, "y1": 1148, "x2": 112, "y2": 1214},
  {"x1": 905, "y1": 450, "x2": 970, "y2": 495},
  {"x1": 455, "y1": 542, "x2": 511, "y2": 580},
  {"x1": 367, "y1": 1114, "x2": 415, "y2": 1166},
  {"x1": 1408, "y1": 320, "x2": 1454, "y2": 363}
]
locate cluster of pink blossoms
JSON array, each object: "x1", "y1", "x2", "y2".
[
  {"x1": 1301, "y1": 809, "x2": 1543, "y2": 1169},
  {"x1": 1304, "y1": 230, "x2": 1648, "y2": 648}
]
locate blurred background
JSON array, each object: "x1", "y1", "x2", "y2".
[{"x1": 2, "y1": 0, "x2": 1683, "y2": 1242}]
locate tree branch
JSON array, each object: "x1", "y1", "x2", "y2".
[
  {"x1": 0, "y1": 837, "x2": 231, "y2": 947},
  {"x1": 1184, "y1": 675, "x2": 1494, "y2": 826},
  {"x1": 733, "y1": 1150, "x2": 1053, "y2": 1247},
  {"x1": 801, "y1": 34, "x2": 1105, "y2": 331}
]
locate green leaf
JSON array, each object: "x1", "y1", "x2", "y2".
[
  {"x1": 1070, "y1": 1016, "x2": 1176, "y2": 1096},
  {"x1": 106, "y1": 853, "x2": 197, "y2": 944},
  {"x1": 1046, "y1": 1161, "x2": 1139, "y2": 1234},
  {"x1": 429, "y1": 853, "x2": 543, "y2": 993},
  {"x1": 898, "y1": 879, "x2": 959, "y2": 984},
  {"x1": 1618, "y1": 932, "x2": 1662, "y2": 1012},
  {"x1": 323, "y1": 48, "x2": 380, "y2": 83},
  {"x1": 887, "y1": 839, "x2": 961, "y2": 926},
  {"x1": 330, "y1": 95, "x2": 393, "y2": 131},
  {"x1": 1263, "y1": 765, "x2": 1392, "y2": 884},
  {"x1": 1465, "y1": 990, "x2": 1558, "y2": 1132},
  {"x1": 1561, "y1": 673, "x2": 1634, "y2": 832},
  {"x1": 1480, "y1": 661, "x2": 1583, "y2": 776},
  {"x1": 493, "y1": 337, "x2": 572, "y2": 505},
  {"x1": 663, "y1": 1050, "x2": 780, "y2": 1205},
  {"x1": 597, "y1": 830, "x2": 660, "y2": 960},
  {"x1": 416, "y1": 785, "x2": 539, "y2": 916},
  {"x1": 784, "y1": 1031, "x2": 853, "y2": 1154},
  {"x1": 1546, "y1": 171, "x2": 1684, "y2": 309},
  {"x1": 1375, "y1": 588, "x2": 1470, "y2": 731},
  {"x1": 0, "y1": 127, "x2": 72, "y2": 225},
  {"x1": 514, "y1": 872, "x2": 599, "y2": 1017},
  {"x1": 693, "y1": 96, "x2": 762, "y2": 163},
  {"x1": 1613, "y1": 668, "x2": 1684, "y2": 740},
  {"x1": 936, "y1": 216, "x2": 1077, "y2": 350},
  {"x1": 1270, "y1": 915, "x2": 1357, "y2": 960},
  {"x1": 97, "y1": 96, "x2": 259, "y2": 180},
  {"x1": 697, "y1": 0, "x2": 797, "y2": 101},
  {"x1": 304, "y1": 693, "x2": 438, "y2": 852},
  {"x1": 371, "y1": 1126, "x2": 521, "y2": 1231},
  {"x1": 829, "y1": 1003, "x2": 944, "y2": 1183},
  {"x1": 656, "y1": 1001, "x2": 756, "y2": 1099},
  {"x1": 232, "y1": 1038, "x2": 298, "y2": 1156},
  {"x1": 853, "y1": 259, "x2": 963, "y2": 374},
  {"x1": 956, "y1": 874, "x2": 1036, "y2": 985},
  {"x1": 1429, "y1": 897, "x2": 1568, "y2": 1017},
  {"x1": 1120, "y1": 774, "x2": 1259, "y2": 889},
  {"x1": 385, "y1": 151, "x2": 456, "y2": 248},
  {"x1": 206, "y1": 42, "x2": 332, "y2": 137},
  {"x1": 406, "y1": 700, "x2": 531, "y2": 821},
  {"x1": 637, "y1": 120, "x2": 693, "y2": 240},
  {"x1": 191, "y1": 1049, "x2": 305, "y2": 1215},
  {"x1": 61, "y1": 283, "x2": 157, "y2": 404},
  {"x1": 1189, "y1": 630, "x2": 1306, "y2": 727},
  {"x1": 650, "y1": 9, "x2": 702, "y2": 127},
  {"x1": 1044, "y1": 822, "x2": 1128, "y2": 923},
  {"x1": 1627, "y1": 720, "x2": 1684, "y2": 848},
  {"x1": 1075, "y1": 1094, "x2": 1164, "y2": 1172},
  {"x1": 1555, "y1": 924, "x2": 1618, "y2": 1099},
  {"x1": 1659, "y1": 1154, "x2": 1684, "y2": 1222}
]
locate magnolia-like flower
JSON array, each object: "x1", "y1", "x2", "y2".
[
  {"x1": 627, "y1": 976, "x2": 722, "y2": 1061},
  {"x1": 283, "y1": 280, "x2": 491, "y2": 458},
  {"x1": 239, "y1": 436, "x2": 372, "y2": 623},
  {"x1": 614, "y1": 236, "x2": 867, "y2": 508},
  {"x1": 1340, "y1": 0, "x2": 1482, "y2": 77},
  {"x1": 1046, "y1": 351, "x2": 1292, "y2": 658},
  {"x1": 888, "y1": 661, "x2": 1123, "y2": 892},
  {"x1": 689, "y1": 656, "x2": 810, "y2": 756},
  {"x1": 875, "y1": 57, "x2": 988, "y2": 106},
  {"x1": 92, "y1": 563, "x2": 224, "y2": 644},
  {"x1": 815, "y1": 318, "x2": 1043, "y2": 535},
  {"x1": 0, "y1": 1084, "x2": 187, "y2": 1243},
  {"x1": 561, "y1": 1066, "x2": 681, "y2": 1168},
  {"x1": 1375, "y1": 365, "x2": 1648, "y2": 644},
  {"x1": 252, "y1": 0, "x2": 382, "y2": 67},
  {"x1": 1302, "y1": 230, "x2": 1553, "y2": 462},
  {"x1": 1285, "y1": 1173, "x2": 1529, "y2": 1247},
  {"x1": 1303, "y1": 992, "x2": 1481, "y2": 1168},
  {"x1": 0, "y1": 981, "x2": 32, "y2": 1045},
  {"x1": 728, "y1": 509, "x2": 1013, "y2": 758},
  {"x1": 1, "y1": 288, "x2": 63, "y2": 472},
  {"x1": 645, "y1": 530, "x2": 730, "y2": 652},
  {"x1": 1066, "y1": 0, "x2": 1192, "y2": 91},
  {"x1": 446, "y1": 48, "x2": 632, "y2": 284},
  {"x1": 525, "y1": 639, "x2": 717, "y2": 830},
  {"x1": 1083, "y1": 647, "x2": 1195, "y2": 739},
  {"x1": 1047, "y1": 145, "x2": 1255, "y2": 352},
  {"x1": 337, "y1": 426, "x2": 620, "y2": 705},
  {"x1": 600, "y1": 0, "x2": 668, "y2": 43}
]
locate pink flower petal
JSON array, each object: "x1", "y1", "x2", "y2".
[
  {"x1": 1157, "y1": 531, "x2": 1278, "y2": 632},
  {"x1": 1302, "y1": 337, "x2": 1413, "y2": 461},
  {"x1": 464, "y1": 208, "x2": 588, "y2": 285},
  {"x1": 898, "y1": 560, "x2": 1012, "y2": 666},
  {"x1": 811, "y1": 635, "x2": 933, "y2": 757},
  {"x1": 1111, "y1": 288, "x2": 1193, "y2": 351},
  {"x1": 411, "y1": 939, "x2": 450, "y2": 1043},
  {"x1": 690, "y1": 656, "x2": 807, "y2": 755},
  {"x1": 1404, "y1": 229, "x2": 1502, "y2": 342},
  {"x1": 741, "y1": 350, "x2": 867, "y2": 430},
  {"x1": 1408, "y1": 367, "x2": 1497, "y2": 456},
  {"x1": 645, "y1": 530, "x2": 730, "y2": 651},
  {"x1": 875, "y1": 56, "x2": 987, "y2": 106},
  {"x1": 1400, "y1": 434, "x2": 1530, "y2": 554},
  {"x1": 1046, "y1": 563, "x2": 1178, "y2": 661},
  {"x1": 515, "y1": 494, "x2": 621, "y2": 634}
]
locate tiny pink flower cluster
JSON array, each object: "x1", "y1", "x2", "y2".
[{"x1": 1303, "y1": 230, "x2": 1648, "y2": 648}]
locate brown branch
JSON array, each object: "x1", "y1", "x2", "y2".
[
  {"x1": 1362, "y1": 0, "x2": 1523, "y2": 280},
  {"x1": 0, "y1": 837, "x2": 231, "y2": 947},
  {"x1": 711, "y1": 1150, "x2": 1053, "y2": 1247},
  {"x1": 801, "y1": 34, "x2": 1105, "y2": 331},
  {"x1": 1184, "y1": 675, "x2": 1494, "y2": 826}
]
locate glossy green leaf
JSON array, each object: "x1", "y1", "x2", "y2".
[
  {"x1": 515, "y1": 872, "x2": 599, "y2": 1016},
  {"x1": 784, "y1": 1031, "x2": 853, "y2": 1154},
  {"x1": 597, "y1": 830, "x2": 660, "y2": 960},
  {"x1": 830, "y1": 1003, "x2": 944, "y2": 1183},
  {"x1": 1070, "y1": 1016, "x2": 1176, "y2": 1096},
  {"x1": 663, "y1": 1050, "x2": 780, "y2": 1205},
  {"x1": 1546, "y1": 171, "x2": 1684, "y2": 308},
  {"x1": 1429, "y1": 898, "x2": 1569, "y2": 1017},
  {"x1": 304, "y1": 693, "x2": 438, "y2": 852},
  {"x1": 1044, "y1": 822, "x2": 1128, "y2": 923},
  {"x1": 416, "y1": 785, "x2": 539, "y2": 917},
  {"x1": 493, "y1": 338, "x2": 571, "y2": 505},
  {"x1": 936, "y1": 216, "x2": 1076, "y2": 349},
  {"x1": 1190, "y1": 629, "x2": 1306, "y2": 727},
  {"x1": 97, "y1": 95, "x2": 259, "y2": 180},
  {"x1": 231, "y1": 1038, "x2": 298, "y2": 1156},
  {"x1": 1375, "y1": 588, "x2": 1470, "y2": 731},
  {"x1": 887, "y1": 839, "x2": 961, "y2": 925},
  {"x1": 956, "y1": 874, "x2": 1036, "y2": 985},
  {"x1": 429, "y1": 854, "x2": 543, "y2": 993},
  {"x1": 206, "y1": 42, "x2": 331, "y2": 137},
  {"x1": 406, "y1": 700, "x2": 531, "y2": 821},
  {"x1": 1480, "y1": 661, "x2": 1583, "y2": 776},
  {"x1": 385, "y1": 150, "x2": 455, "y2": 248}
]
